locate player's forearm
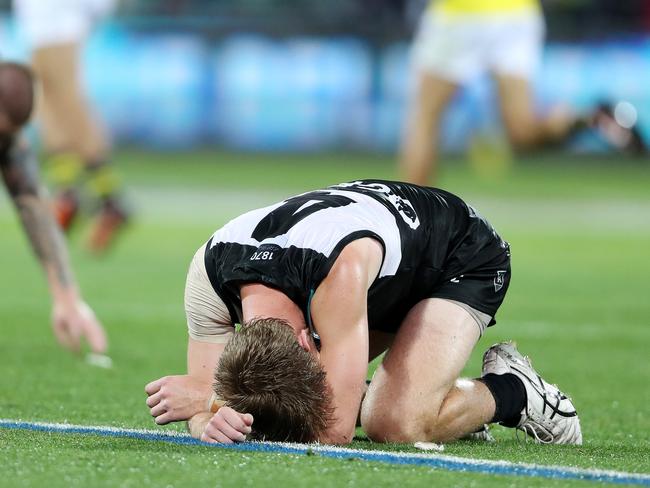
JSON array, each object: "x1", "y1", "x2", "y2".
[
  {"x1": 0, "y1": 139, "x2": 78, "y2": 300},
  {"x1": 15, "y1": 195, "x2": 78, "y2": 300},
  {"x1": 318, "y1": 359, "x2": 367, "y2": 445},
  {"x1": 319, "y1": 381, "x2": 360, "y2": 444},
  {"x1": 186, "y1": 338, "x2": 228, "y2": 415}
]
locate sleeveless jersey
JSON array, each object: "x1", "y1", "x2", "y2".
[{"x1": 204, "y1": 180, "x2": 507, "y2": 332}]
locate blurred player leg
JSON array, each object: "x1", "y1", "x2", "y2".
[
  {"x1": 400, "y1": 6, "x2": 482, "y2": 186},
  {"x1": 33, "y1": 42, "x2": 110, "y2": 168},
  {"x1": 495, "y1": 74, "x2": 579, "y2": 149},
  {"x1": 14, "y1": 0, "x2": 128, "y2": 252},
  {"x1": 33, "y1": 42, "x2": 104, "y2": 230},
  {"x1": 489, "y1": 8, "x2": 583, "y2": 151},
  {"x1": 399, "y1": 73, "x2": 458, "y2": 186}
]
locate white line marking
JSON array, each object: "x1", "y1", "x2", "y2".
[{"x1": 1, "y1": 419, "x2": 649, "y2": 485}]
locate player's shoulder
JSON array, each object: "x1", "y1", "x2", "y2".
[{"x1": 328, "y1": 237, "x2": 384, "y2": 286}]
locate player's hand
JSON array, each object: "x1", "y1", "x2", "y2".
[
  {"x1": 201, "y1": 406, "x2": 254, "y2": 444},
  {"x1": 145, "y1": 374, "x2": 212, "y2": 424},
  {"x1": 51, "y1": 298, "x2": 107, "y2": 354}
]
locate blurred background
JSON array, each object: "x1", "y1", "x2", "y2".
[{"x1": 1, "y1": 0, "x2": 649, "y2": 153}]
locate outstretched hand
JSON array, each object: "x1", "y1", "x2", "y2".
[
  {"x1": 145, "y1": 374, "x2": 213, "y2": 425},
  {"x1": 201, "y1": 406, "x2": 254, "y2": 444},
  {"x1": 51, "y1": 298, "x2": 107, "y2": 354}
]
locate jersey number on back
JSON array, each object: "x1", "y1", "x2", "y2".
[{"x1": 252, "y1": 192, "x2": 355, "y2": 240}]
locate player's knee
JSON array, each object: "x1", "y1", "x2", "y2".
[
  {"x1": 361, "y1": 408, "x2": 446, "y2": 443},
  {"x1": 362, "y1": 414, "x2": 416, "y2": 443}
]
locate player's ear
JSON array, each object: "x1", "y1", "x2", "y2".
[{"x1": 297, "y1": 328, "x2": 311, "y2": 352}]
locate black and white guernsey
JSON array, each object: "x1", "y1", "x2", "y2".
[{"x1": 204, "y1": 180, "x2": 510, "y2": 332}]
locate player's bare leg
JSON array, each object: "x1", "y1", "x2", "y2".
[
  {"x1": 33, "y1": 42, "x2": 109, "y2": 162},
  {"x1": 361, "y1": 298, "x2": 495, "y2": 443},
  {"x1": 32, "y1": 42, "x2": 128, "y2": 250},
  {"x1": 399, "y1": 73, "x2": 458, "y2": 186},
  {"x1": 495, "y1": 74, "x2": 579, "y2": 150}
]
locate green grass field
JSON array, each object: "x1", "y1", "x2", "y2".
[{"x1": 1, "y1": 150, "x2": 649, "y2": 487}]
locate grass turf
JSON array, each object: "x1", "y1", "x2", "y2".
[{"x1": 0, "y1": 150, "x2": 649, "y2": 487}]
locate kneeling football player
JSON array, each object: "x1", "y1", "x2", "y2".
[{"x1": 146, "y1": 180, "x2": 581, "y2": 445}]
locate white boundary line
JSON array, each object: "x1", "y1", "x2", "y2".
[{"x1": 2, "y1": 419, "x2": 649, "y2": 486}]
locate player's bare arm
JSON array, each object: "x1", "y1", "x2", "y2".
[
  {"x1": 0, "y1": 136, "x2": 106, "y2": 353},
  {"x1": 146, "y1": 338, "x2": 226, "y2": 425},
  {"x1": 147, "y1": 337, "x2": 254, "y2": 444},
  {"x1": 311, "y1": 237, "x2": 383, "y2": 444},
  {"x1": 191, "y1": 283, "x2": 310, "y2": 443},
  {"x1": 1, "y1": 138, "x2": 73, "y2": 290}
]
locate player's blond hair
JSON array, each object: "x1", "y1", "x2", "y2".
[{"x1": 214, "y1": 317, "x2": 333, "y2": 442}]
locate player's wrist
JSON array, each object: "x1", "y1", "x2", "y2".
[
  {"x1": 48, "y1": 272, "x2": 80, "y2": 304},
  {"x1": 187, "y1": 412, "x2": 212, "y2": 439},
  {"x1": 206, "y1": 391, "x2": 225, "y2": 413}
]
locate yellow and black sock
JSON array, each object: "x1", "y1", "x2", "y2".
[
  {"x1": 45, "y1": 152, "x2": 85, "y2": 190},
  {"x1": 85, "y1": 160, "x2": 121, "y2": 201}
]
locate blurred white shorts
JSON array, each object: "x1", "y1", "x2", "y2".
[
  {"x1": 411, "y1": 7, "x2": 545, "y2": 84},
  {"x1": 13, "y1": 0, "x2": 116, "y2": 49}
]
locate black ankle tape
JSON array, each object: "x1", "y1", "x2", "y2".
[{"x1": 479, "y1": 373, "x2": 527, "y2": 427}]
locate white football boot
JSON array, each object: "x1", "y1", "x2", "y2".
[{"x1": 482, "y1": 341, "x2": 582, "y2": 445}]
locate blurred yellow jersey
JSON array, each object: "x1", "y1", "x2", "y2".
[{"x1": 432, "y1": 0, "x2": 540, "y2": 14}]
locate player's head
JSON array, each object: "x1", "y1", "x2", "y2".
[
  {"x1": 215, "y1": 317, "x2": 333, "y2": 442},
  {"x1": 0, "y1": 62, "x2": 34, "y2": 135}
]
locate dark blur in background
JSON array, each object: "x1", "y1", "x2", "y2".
[
  {"x1": 1, "y1": 0, "x2": 649, "y2": 153},
  {"x1": 46, "y1": 0, "x2": 650, "y2": 40}
]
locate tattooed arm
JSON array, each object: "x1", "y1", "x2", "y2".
[{"x1": 0, "y1": 135, "x2": 107, "y2": 353}]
